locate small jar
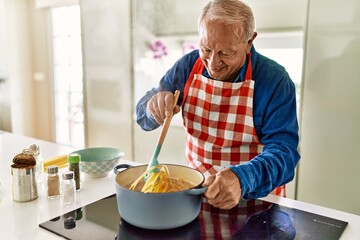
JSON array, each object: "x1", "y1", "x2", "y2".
[
  {"x1": 47, "y1": 165, "x2": 60, "y2": 199},
  {"x1": 61, "y1": 171, "x2": 76, "y2": 206},
  {"x1": 28, "y1": 144, "x2": 44, "y2": 184},
  {"x1": 68, "y1": 153, "x2": 81, "y2": 190},
  {"x1": 11, "y1": 164, "x2": 38, "y2": 202}
]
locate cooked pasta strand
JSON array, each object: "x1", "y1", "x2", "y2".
[{"x1": 129, "y1": 165, "x2": 194, "y2": 193}]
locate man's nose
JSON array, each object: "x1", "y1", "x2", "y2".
[{"x1": 208, "y1": 52, "x2": 222, "y2": 68}]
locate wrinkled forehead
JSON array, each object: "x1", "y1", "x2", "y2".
[{"x1": 199, "y1": 18, "x2": 244, "y2": 43}]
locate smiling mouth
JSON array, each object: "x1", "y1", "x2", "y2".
[{"x1": 210, "y1": 65, "x2": 226, "y2": 73}]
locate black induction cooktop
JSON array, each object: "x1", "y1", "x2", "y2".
[{"x1": 39, "y1": 194, "x2": 348, "y2": 240}]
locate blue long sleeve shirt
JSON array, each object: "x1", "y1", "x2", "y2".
[{"x1": 136, "y1": 46, "x2": 300, "y2": 200}]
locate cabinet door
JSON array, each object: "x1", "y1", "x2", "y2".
[
  {"x1": 80, "y1": 0, "x2": 133, "y2": 156},
  {"x1": 0, "y1": 1, "x2": 11, "y2": 132},
  {"x1": 298, "y1": 0, "x2": 360, "y2": 215}
]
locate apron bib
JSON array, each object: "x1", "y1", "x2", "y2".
[
  {"x1": 182, "y1": 56, "x2": 285, "y2": 196},
  {"x1": 181, "y1": 56, "x2": 285, "y2": 238},
  {"x1": 182, "y1": 56, "x2": 260, "y2": 175}
]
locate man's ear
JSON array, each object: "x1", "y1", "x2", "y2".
[{"x1": 246, "y1": 32, "x2": 257, "y2": 53}]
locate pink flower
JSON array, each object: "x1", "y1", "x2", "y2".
[{"x1": 151, "y1": 40, "x2": 168, "y2": 59}]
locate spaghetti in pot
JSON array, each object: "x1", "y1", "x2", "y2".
[{"x1": 129, "y1": 165, "x2": 195, "y2": 193}]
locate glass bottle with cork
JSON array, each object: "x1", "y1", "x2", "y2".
[
  {"x1": 23, "y1": 144, "x2": 44, "y2": 185},
  {"x1": 68, "y1": 153, "x2": 80, "y2": 190}
]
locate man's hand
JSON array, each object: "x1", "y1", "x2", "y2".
[
  {"x1": 203, "y1": 168, "x2": 242, "y2": 209},
  {"x1": 147, "y1": 91, "x2": 180, "y2": 125}
]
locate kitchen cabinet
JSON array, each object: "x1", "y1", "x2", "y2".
[
  {"x1": 134, "y1": 0, "x2": 307, "y2": 36},
  {"x1": 0, "y1": 0, "x2": 10, "y2": 131},
  {"x1": 80, "y1": 0, "x2": 133, "y2": 157},
  {"x1": 134, "y1": 0, "x2": 208, "y2": 36},
  {"x1": 297, "y1": 0, "x2": 360, "y2": 215}
]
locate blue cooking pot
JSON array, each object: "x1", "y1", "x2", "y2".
[{"x1": 114, "y1": 164, "x2": 207, "y2": 230}]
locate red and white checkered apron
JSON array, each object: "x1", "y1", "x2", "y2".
[{"x1": 181, "y1": 56, "x2": 285, "y2": 239}]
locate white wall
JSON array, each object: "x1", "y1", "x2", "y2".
[{"x1": 297, "y1": 0, "x2": 360, "y2": 215}]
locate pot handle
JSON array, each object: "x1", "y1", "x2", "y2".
[
  {"x1": 113, "y1": 164, "x2": 132, "y2": 175},
  {"x1": 186, "y1": 187, "x2": 208, "y2": 195}
]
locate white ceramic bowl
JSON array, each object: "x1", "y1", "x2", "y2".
[{"x1": 71, "y1": 147, "x2": 124, "y2": 178}]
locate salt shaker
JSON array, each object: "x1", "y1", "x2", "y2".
[
  {"x1": 47, "y1": 165, "x2": 60, "y2": 199},
  {"x1": 61, "y1": 171, "x2": 76, "y2": 205}
]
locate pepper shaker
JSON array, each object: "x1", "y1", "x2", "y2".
[
  {"x1": 68, "y1": 153, "x2": 81, "y2": 190},
  {"x1": 47, "y1": 165, "x2": 60, "y2": 199}
]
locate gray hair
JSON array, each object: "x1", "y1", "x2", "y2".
[{"x1": 198, "y1": 0, "x2": 255, "y2": 42}]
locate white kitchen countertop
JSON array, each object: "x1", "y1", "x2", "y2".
[{"x1": 1, "y1": 131, "x2": 360, "y2": 239}]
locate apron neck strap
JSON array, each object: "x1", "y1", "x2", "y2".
[
  {"x1": 182, "y1": 57, "x2": 204, "y2": 107},
  {"x1": 244, "y1": 53, "x2": 252, "y2": 80},
  {"x1": 182, "y1": 54, "x2": 253, "y2": 107}
]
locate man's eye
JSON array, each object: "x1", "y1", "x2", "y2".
[
  {"x1": 201, "y1": 47, "x2": 211, "y2": 53},
  {"x1": 221, "y1": 52, "x2": 233, "y2": 57}
]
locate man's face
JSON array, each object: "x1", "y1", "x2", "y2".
[{"x1": 199, "y1": 19, "x2": 255, "y2": 81}]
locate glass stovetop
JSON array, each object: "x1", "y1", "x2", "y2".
[{"x1": 39, "y1": 194, "x2": 348, "y2": 240}]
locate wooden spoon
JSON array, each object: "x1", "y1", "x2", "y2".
[{"x1": 146, "y1": 90, "x2": 180, "y2": 174}]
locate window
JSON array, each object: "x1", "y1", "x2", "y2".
[
  {"x1": 50, "y1": 5, "x2": 84, "y2": 147},
  {"x1": 254, "y1": 31, "x2": 304, "y2": 113}
]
